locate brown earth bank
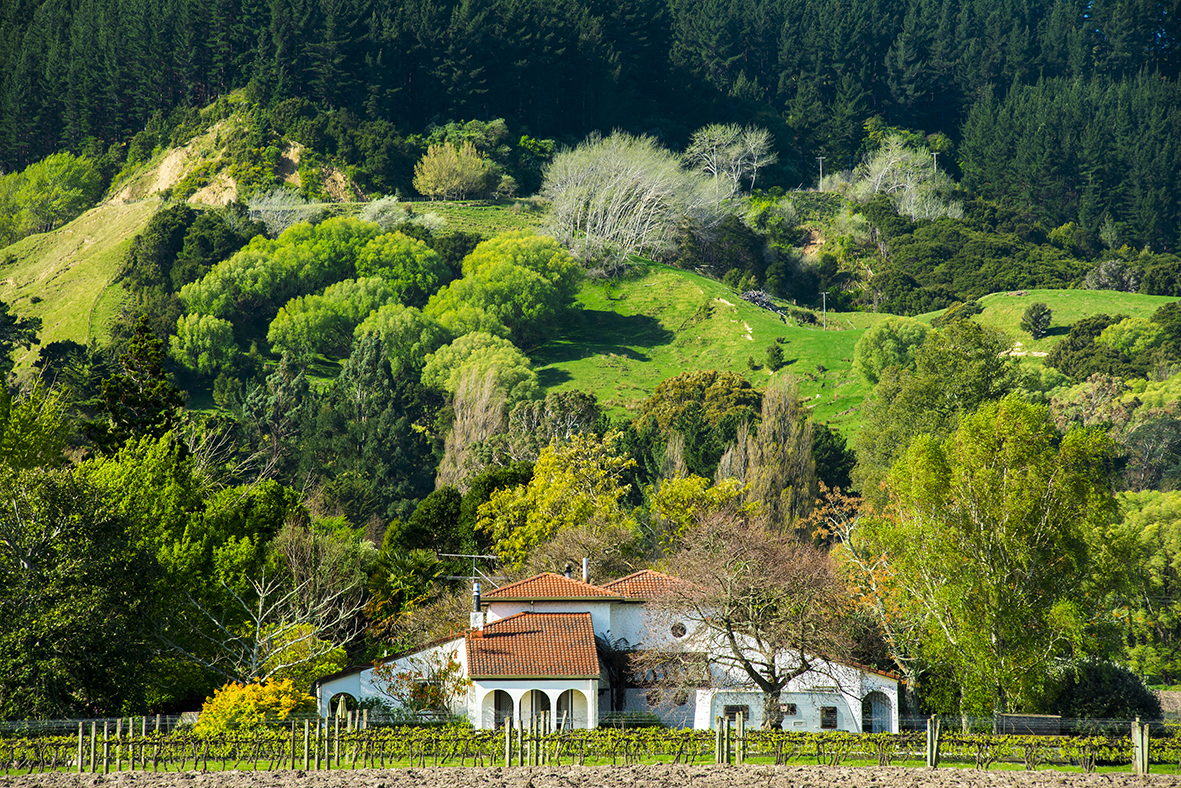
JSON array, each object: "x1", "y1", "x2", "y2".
[{"x1": 3, "y1": 765, "x2": 1178, "y2": 788}]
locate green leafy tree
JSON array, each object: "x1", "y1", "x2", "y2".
[
  {"x1": 267, "y1": 277, "x2": 398, "y2": 359},
  {"x1": 861, "y1": 395, "x2": 1119, "y2": 714},
  {"x1": 425, "y1": 257, "x2": 570, "y2": 348},
  {"x1": 0, "y1": 383, "x2": 70, "y2": 470},
  {"x1": 171, "y1": 313, "x2": 238, "y2": 375},
  {"x1": 6, "y1": 152, "x2": 102, "y2": 236},
  {"x1": 0, "y1": 466, "x2": 157, "y2": 718},
  {"x1": 421, "y1": 332, "x2": 539, "y2": 405},
  {"x1": 356, "y1": 232, "x2": 448, "y2": 308},
  {"x1": 460, "y1": 231, "x2": 583, "y2": 305},
  {"x1": 1020, "y1": 302, "x2": 1053, "y2": 339},
  {"x1": 478, "y1": 431, "x2": 638, "y2": 568},
  {"x1": 0, "y1": 299, "x2": 41, "y2": 383},
  {"x1": 88, "y1": 316, "x2": 184, "y2": 451},
  {"x1": 355, "y1": 305, "x2": 453, "y2": 374},
  {"x1": 765, "y1": 343, "x2": 785, "y2": 371},
  {"x1": 852, "y1": 316, "x2": 931, "y2": 384},
  {"x1": 413, "y1": 141, "x2": 494, "y2": 200},
  {"x1": 309, "y1": 332, "x2": 438, "y2": 522},
  {"x1": 854, "y1": 320, "x2": 1018, "y2": 503}
]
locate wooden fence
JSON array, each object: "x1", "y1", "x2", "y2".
[{"x1": 3, "y1": 715, "x2": 1181, "y2": 775}]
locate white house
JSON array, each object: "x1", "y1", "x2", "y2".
[{"x1": 312, "y1": 570, "x2": 899, "y2": 732}]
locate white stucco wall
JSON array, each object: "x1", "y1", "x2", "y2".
[
  {"x1": 485, "y1": 600, "x2": 615, "y2": 638},
  {"x1": 315, "y1": 637, "x2": 469, "y2": 717}
]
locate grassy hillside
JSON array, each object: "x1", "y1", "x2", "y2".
[
  {"x1": 971, "y1": 289, "x2": 1178, "y2": 353},
  {"x1": 0, "y1": 199, "x2": 158, "y2": 369},
  {"x1": 537, "y1": 276, "x2": 1181, "y2": 436},
  {"x1": 532, "y1": 263, "x2": 891, "y2": 434}
]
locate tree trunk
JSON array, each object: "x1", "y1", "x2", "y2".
[{"x1": 762, "y1": 688, "x2": 785, "y2": 730}]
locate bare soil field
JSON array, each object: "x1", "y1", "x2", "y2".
[{"x1": 3, "y1": 764, "x2": 1178, "y2": 788}]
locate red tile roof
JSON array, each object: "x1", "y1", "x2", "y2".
[
  {"x1": 600, "y1": 569, "x2": 686, "y2": 599},
  {"x1": 467, "y1": 612, "x2": 599, "y2": 678},
  {"x1": 483, "y1": 572, "x2": 620, "y2": 601}
]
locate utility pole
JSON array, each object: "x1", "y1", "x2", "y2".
[{"x1": 817, "y1": 156, "x2": 826, "y2": 191}]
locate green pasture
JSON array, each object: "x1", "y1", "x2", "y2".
[
  {"x1": 532, "y1": 263, "x2": 889, "y2": 434},
  {"x1": 917, "y1": 289, "x2": 1179, "y2": 355},
  {"x1": 411, "y1": 199, "x2": 549, "y2": 236},
  {"x1": 0, "y1": 199, "x2": 158, "y2": 370}
]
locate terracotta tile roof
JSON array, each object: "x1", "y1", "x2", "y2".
[
  {"x1": 467, "y1": 612, "x2": 599, "y2": 678},
  {"x1": 600, "y1": 569, "x2": 686, "y2": 599},
  {"x1": 482, "y1": 572, "x2": 620, "y2": 601}
]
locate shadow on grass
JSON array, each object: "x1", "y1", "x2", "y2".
[
  {"x1": 533, "y1": 310, "x2": 674, "y2": 365},
  {"x1": 1044, "y1": 325, "x2": 1070, "y2": 338},
  {"x1": 537, "y1": 367, "x2": 574, "y2": 388}
]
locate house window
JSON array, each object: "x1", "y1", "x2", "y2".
[
  {"x1": 671, "y1": 622, "x2": 687, "y2": 638},
  {"x1": 723, "y1": 705, "x2": 750, "y2": 723},
  {"x1": 820, "y1": 706, "x2": 838, "y2": 729},
  {"x1": 780, "y1": 703, "x2": 797, "y2": 716},
  {"x1": 673, "y1": 690, "x2": 689, "y2": 706},
  {"x1": 646, "y1": 689, "x2": 662, "y2": 706}
]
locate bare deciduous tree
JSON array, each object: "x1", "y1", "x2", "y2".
[
  {"x1": 166, "y1": 569, "x2": 366, "y2": 684},
  {"x1": 247, "y1": 188, "x2": 320, "y2": 237},
  {"x1": 639, "y1": 511, "x2": 853, "y2": 729},
  {"x1": 542, "y1": 132, "x2": 727, "y2": 271},
  {"x1": 684, "y1": 124, "x2": 778, "y2": 195}
]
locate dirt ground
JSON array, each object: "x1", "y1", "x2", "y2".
[{"x1": 3, "y1": 764, "x2": 1178, "y2": 788}]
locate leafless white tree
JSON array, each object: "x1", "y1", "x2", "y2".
[
  {"x1": 849, "y1": 135, "x2": 962, "y2": 221},
  {"x1": 543, "y1": 132, "x2": 727, "y2": 271},
  {"x1": 684, "y1": 124, "x2": 778, "y2": 195},
  {"x1": 247, "y1": 187, "x2": 320, "y2": 236},
  {"x1": 166, "y1": 568, "x2": 366, "y2": 684}
]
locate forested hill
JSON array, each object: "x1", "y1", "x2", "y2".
[{"x1": 3, "y1": 0, "x2": 1180, "y2": 251}]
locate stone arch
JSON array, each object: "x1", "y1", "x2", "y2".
[{"x1": 861, "y1": 691, "x2": 892, "y2": 733}]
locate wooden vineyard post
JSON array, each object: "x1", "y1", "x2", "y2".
[
  {"x1": 102, "y1": 721, "x2": 110, "y2": 774},
  {"x1": 504, "y1": 717, "x2": 512, "y2": 766},
  {"x1": 153, "y1": 715, "x2": 161, "y2": 773},
  {"x1": 735, "y1": 711, "x2": 744, "y2": 765},
  {"x1": 1132, "y1": 717, "x2": 1150, "y2": 775},
  {"x1": 115, "y1": 717, "x2": 122, "y2": 772},
  {"x1": 926, "y1": 716, "x2": 941, "y2": 768},
  {"x1": 89, "y1": 722, "x2": 96, "y2": 773},
  {"x1": 77, "y1": 722, "x2": 84, "y2": 773},
  {"x1": 714, "y1": 716, "x2": 723, "y2": 764},
  {"x1": 303, "y1": 720, "x2": 310, "y2": 770}
]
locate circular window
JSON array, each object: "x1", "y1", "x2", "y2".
[
  {"x1": 671, "y1": 622, "x2": 687, "y2": 638},
  {"x1": 646, "y1": 689, "x2": 662, "y2": 706},
  {"x1": 673, "y1": 690, "x2": 689, "y2": 707}
]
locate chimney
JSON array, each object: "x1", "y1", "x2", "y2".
[
  {"x1": 470, "y1": 580, "x2": 485, "y2": 632},
  {"x1": 582, "y1": 557, "x2": 589, "y2": 583},
  {"x1": 564, "y1": 563, "x2": 573, "y2": 579}
]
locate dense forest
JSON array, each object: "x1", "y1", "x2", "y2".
[{"x1": 2, "y1": 0, "x2": 1180, "y2": 250}]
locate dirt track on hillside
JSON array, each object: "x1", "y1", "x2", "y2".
[{"x1": 3, "y1": 764, "x2": 1177, "y2": 788}]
